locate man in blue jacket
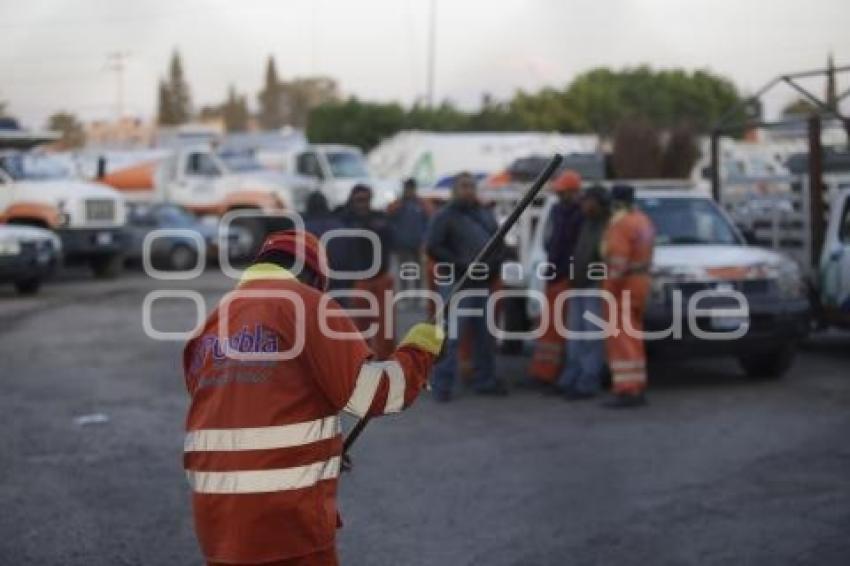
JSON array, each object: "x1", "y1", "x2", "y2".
[{"x1": 426, "y1": 172, "x2": 507, "y2": 402}]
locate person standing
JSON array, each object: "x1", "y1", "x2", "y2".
[
  {"x1": 426, "y1": 172, "x2": 506, "y2": 402},
  {"x1": 338, "y1": 184, "x2": 396, "y2": 360},
  {"x1": 557, "y1": 185, "x2": 611, "y2": 400},
  {"x1": 182, "y1": 230, "x2": 444, "y2": 565},
  {"x1": 303, "y1": 191, "x2": 347, "y2": 293},
  {"x1": 387, "y1": 178, "x2": 432, "y2": 301},
  {"x1": 527, "y1": 170, "x2": 584, "y2": 389},
  {"x1": 601, "y1": 184, "x2": 655, "y2": 408}
]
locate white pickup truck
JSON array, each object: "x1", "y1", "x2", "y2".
[
  {"x1": 498, "y1": 182, "x2": 811, "y2": 379},
  {"x1": 256, "y1": 143, "x2": 398, "y2": 211},
  {"x1": 0, "y1": 151, "x2": 127, "y2": 278}
]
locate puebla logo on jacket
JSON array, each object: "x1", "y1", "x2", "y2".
[{"x1": 190, "y1": 324, "x2": 280, "y2": 372}]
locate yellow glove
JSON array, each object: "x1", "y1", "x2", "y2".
[{"x1": 399, "y1": 323, "x2": 445, "y2": 357}]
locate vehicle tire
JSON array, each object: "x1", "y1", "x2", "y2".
[
  {"x1": 231, "y1": 215, "x2": 266, "y2": 260},
  {"x1": 14, "y1": 277, "x2": 41, "y2": 295},
  {"x1": 168, "y1": 243, "x2": 198, "y2": 271},
  {"x1": 91, "y1": 254, "x2": 123, "y2": 279},
  {"x1": 499, "y1": 295, "x2": 529, "y2": 355},
  {"x1": 738, "y1": 346, "x2": 796, "y2": 380}
]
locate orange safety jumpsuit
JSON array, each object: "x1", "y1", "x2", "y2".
[
  {"x1": 527, "y1": 278, "x2": 570, "y2": 383},
  {"x1": 602, "y1": 208, "x2": 655, "y2": 396},
  {"x1": 183, "y1": 264, "x2": 435, "y2": 565}
]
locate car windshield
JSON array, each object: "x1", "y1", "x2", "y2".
[
  {"x1": 218, "y1": 151, "x2": 263, "y2": 172},
  {"x1": 326, "y1": 151, "x2": 368, "y2": 178},
  {"x1": 638, "y1": 196, "x2": 740, "y2": 245},
  {"x1": 154, "y1": 205, "x2": 196, "y2": 226},
  {"x1": 0, "y1": 153, "x2": 73, "y2": 181}
]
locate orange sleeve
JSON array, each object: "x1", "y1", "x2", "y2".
[
  {"x1": 605, "y1": 219, "x2": 631, "y2": 280},
  {"x1": 303, "y1": 294, "x2": 435, "y2": 418}
]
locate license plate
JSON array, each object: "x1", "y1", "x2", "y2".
[
  {"x1": 711, "y1": 315, "x2": 749, "y2": 331},
  {"x1": 96, "y1": 232, "x2": 113, "y2": 246}
]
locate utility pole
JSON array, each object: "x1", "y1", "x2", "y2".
[
  {"x1": 426, "y1": 0, "x2": 437, "y2": 108},
  {"x1": 106, "y1": 51, "x2": 130, "y2": 121}
]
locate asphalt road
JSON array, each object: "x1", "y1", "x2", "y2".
[{"x1": 1, "y1": 269, "x2": 849, "y2": 565}]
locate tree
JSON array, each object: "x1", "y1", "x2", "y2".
[
  {"x1": 308, "y1": 98, "x2": 406, "y2": 150},
  {"x1": 157, "y1": 50, "x2": 192, "y2": 125},
  {"x1": 46, "y1": 112, "x2": 85, "y2": 149},
  {"x1": 222, "y1": 85, "x2": 249, "y2": 132},
  {"x1": 611, "y1": 117, "x2": 663, "y2": 179},
  {"x1": 258, "y1": 56, "x2": 284, "y2": 130},
  {"x1": 782, "y1": 97, "x2": 818, "y2": 118}
]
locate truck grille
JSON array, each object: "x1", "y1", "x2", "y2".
[
  {"x1": 85, "y1": 199, "x2": 115, "y2": 222},
  {"x1": 672, "y1": 279, "x2": 772, "y2": 299}
]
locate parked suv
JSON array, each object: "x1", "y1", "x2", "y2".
[{"x1": 0, "y1": 224, "x2": 61, "y2": 294}]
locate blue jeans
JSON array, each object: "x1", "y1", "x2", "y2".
[
  {"x1": 432, "y1": 286, "x2": 496, "y2": 394},
  {"x1": 558, "y1": 292, "x2": 605, "y2": 394}
]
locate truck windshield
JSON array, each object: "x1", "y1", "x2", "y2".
[
  {"x1": 327, "y1": 151, "x2": 368, "y2": 178},
  {"x1": 638, "y1": 197, "x2": 741, "y2": 246},
  {"x1": 218, "y1": 151, "x2": 263, "y2": 172},
  {"x1": 0, "y1": 153, "x2": 72, "y2": 181}
]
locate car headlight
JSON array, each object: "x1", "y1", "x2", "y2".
[
  {"x1": 763, "y1": 260, "x2": 805, "y2": 299},
  {"x1": 0, "y1": 239, "x2": 22, "y2": 256},
  {"x1": 649, "y1": 265, "x2": 706, "y2": 304}
]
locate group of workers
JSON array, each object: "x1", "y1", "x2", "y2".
[
  {"x1": 528, "y1": 170, "x2": 655, "y2": 408},
  {"x1": 180, "y1": 168, "x2": 655, "y2": 565}
]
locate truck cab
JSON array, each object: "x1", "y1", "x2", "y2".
[
  {"x1": 0, "y1": 151, "x2": 127, "y2": 278},
  {"x1": 261, "y1": 144, "x2": 397, "y2": 211}
]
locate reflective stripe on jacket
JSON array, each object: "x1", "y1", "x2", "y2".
[{"x1": 183, "y1": 265, "x2": 433, "y2": 563}]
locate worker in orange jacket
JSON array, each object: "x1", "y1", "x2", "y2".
[
  {"x1": 526, "y1": 169, "x2": 583, "y2": 389},
  {"x1": 601, "y1": 184, "x2": 655, "y2": 408},
  {"x1": 183, "y1": 230, "x2": 444, "y2": 565}
]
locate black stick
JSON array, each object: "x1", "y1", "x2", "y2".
[{"x1": 342, "y1": 154, "x2": 564, "y2": 456}]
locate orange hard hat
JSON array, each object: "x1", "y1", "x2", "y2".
[
  {"x1": 256, "y1": 229, "x2": 329, "y2": 290},
  {"x1": 551, "y1": 169, "x2": 582, "y2": 192}
]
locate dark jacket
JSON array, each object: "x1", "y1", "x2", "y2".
[
  {"x1": 545, "y1": 200, "x2": 583, "y2": 281},
  {"x1": 304, "y1": 212, "x2": 347, "y2": 291},
  {"x1": 426, "y1": 200, "x2": 502, "y2": 285},
  {"x1": 387, "y1": 197, "x2": 431, "y2": 251},
  {"x1": 337, "y1": 208, "x2": 393, "y2": 275},
  {"x1": 570, "y1": 213, "x2": 609, "y2": 289}
]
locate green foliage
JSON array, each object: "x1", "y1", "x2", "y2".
[
  {"x1": 307, "y1": 66, "x2": 746, "y2": 151},
  {"x1": 222, "y1": 86, "x2": 249, "y2": 133},
  {"x1": 157, "y1": 50, "x2": 192, "y2": 126},
  {"x1": 258, "y1": 56, "x2": 285, "y2": 130},
  {"x1": 308, "y1": 98, "x2": 407, "y2": 150},
  {"x1": 46, "y1": 112, "x2": 85, "y2": 149}
]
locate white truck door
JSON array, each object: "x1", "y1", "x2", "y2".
[
  {"x1": 176, "y1": 150, "x2": 222, "y2": 207},
  {"x1": 820, "y1": 189, "x2": 850, "y2": 316},
  {"x1": 293, "y1": 151, "x2": 323, "y2": 209},
  {"x1": 0, "y1": 168, "x2": 13, "y2": 213}
]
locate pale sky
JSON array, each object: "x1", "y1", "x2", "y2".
[{"x1": 1, "y1": 0, "x2": 848, "y2": 128}]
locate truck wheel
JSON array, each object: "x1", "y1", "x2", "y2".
[
  {"x1": 738, "y1": 347, "x2": 796, "y2": 380},
  {"x1": 14, "y1": 277, "x2": 42, "y2": 295},
  {"x1": 168, "y1": 243, "x2": 198, "y2": 271},
  {"x1": 91, "y1": 254, "x2": 123, "y2": 279}
]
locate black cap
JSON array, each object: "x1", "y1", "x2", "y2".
[
  {"x1": 611, "y1": 184, "x2": 635, "y2": 204},
  {"x1": 583, "y1": 184, "x2": 610, "y2": 207}
]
